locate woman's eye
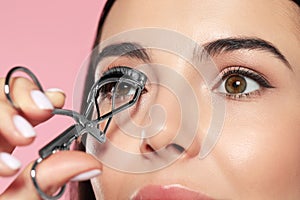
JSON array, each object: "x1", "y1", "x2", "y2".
[
  {"x1": 100, "y1": 81, "x2": 136, "y2": 100},
  {"x1": 213, "y1": 67, "x2": 274, "y2": 99},
  {"x1": 99, "y1": 82, "x2": 115, "y2": 99},
  {"x1": 218, "y1": 74, "x2": 259, "y2": 94},
  {"x1": 115, "y1": 82, "x2": 137, "y2": 98}
]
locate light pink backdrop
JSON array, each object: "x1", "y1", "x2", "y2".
[{"x1": 0, "y1": 1, "x2": 106, "y2": 199}]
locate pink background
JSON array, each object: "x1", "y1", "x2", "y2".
[{"x1": 0, "y1": 1, "x2": 106, "y2": 199}]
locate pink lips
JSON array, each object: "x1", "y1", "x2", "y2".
[{"x1": 131, "y1": 184, "x2": 213, "y2": 200}]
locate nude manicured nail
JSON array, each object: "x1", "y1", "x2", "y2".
[
  {"x1": 0, "y1": 152, "x2": 21, "y2": 170},
  {"x1": 71, "y1": 169, "x2": 101, "y2": 182},
  {"x1": 13, "y1": 115, "x2": 36, "y2": 138},
  {"x1": 31, "y1": 90, "x2": 54, "y2": 110}
]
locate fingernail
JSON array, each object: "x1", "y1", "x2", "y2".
[
  {"x1": 0, "y1": 152, "x2": 21, "y2": 170},
  {"x1": 71, "y1": 169, "x2": 101, "y2": 182},
  {"x1": 31, "y1": 90, "x2": 54, "y2": 110},
  {"x1": 13, "y1": 115, "x2": 36, "y2": 138},
  {"x1": 46, "y1": 88, "x2": 65, "y2": 95}
]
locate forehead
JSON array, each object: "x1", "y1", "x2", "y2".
[
  {"x1": 100, "y1": 0, "x2": 299, "y2": 69},
  {"x1": 102, "y1": 0, "x2": 297, "y2": 38}
]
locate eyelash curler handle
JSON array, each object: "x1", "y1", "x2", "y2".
[{"x1": 38, "y1": 124, "x2": 84, "y2": 159}]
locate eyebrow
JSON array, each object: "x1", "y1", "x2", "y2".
[
  {"x1": 95, "y1": 37, "x2": 292, "y2": 71},
  {"x1": 94, "y1": 42, "x2": 150, "y2": 68},
  {"x1": 202, "y1": 37, "x2": 293, "y2": 70}
]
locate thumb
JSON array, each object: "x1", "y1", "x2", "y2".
[{"x1": 0, "y1": 151, "x2": 102, "y2": 200}]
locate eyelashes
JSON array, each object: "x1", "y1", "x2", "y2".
[
  {"x1": 221, "y1": 66, "x2": 273, "y2": 88},
  {"x1": 101, "y1": 66, "x2": 136, "y2": 79},
  {"x1": 213, "y1": 66, "x2": 275, "y2": 100},
  {"x1": 99, "y1": 65, "x2": 275, "y2": 101},
  {"x1": 97, "y1": 66, "x2": 148, "y2": 100}
]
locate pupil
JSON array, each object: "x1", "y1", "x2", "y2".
[
  {"x1": 225, "y1": 75, "x2": 247, "y2": 94},
  {"x1": 233, "y1": 80, "x2": 241, "y2": 88}
]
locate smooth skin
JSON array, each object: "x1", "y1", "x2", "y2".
[
  {"x1": 93, "y1": 0, "x2": 300, "y2": 199},
  {"x1": 0, "y1": 0, "x2": 300, "y2": 200}
]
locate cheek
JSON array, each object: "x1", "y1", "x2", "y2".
[
  {"x1": 215, "y1": 95, "x2": 300, "y2": 197},
  {"x1": 96, "y1": 169, "x2": 126, "y2": 199}
]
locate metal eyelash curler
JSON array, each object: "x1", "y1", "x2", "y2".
[{"x1": 4, "y1": 66, "x2": 147, "y2": 200}]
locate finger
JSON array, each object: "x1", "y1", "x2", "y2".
[
  {"x1": 0, "y1": 88, "x2": 65, "y2": 154},
  {"x1": 0, "y1": 101, "x2": 36, "y2": 150},
  {"x1": 0, "y1": 77, "x2": 52, "y2": 125},
  {"x1": 0, "y1": 77, "x2": 66, "y2": 125},
  {"x1": 0, "y1": 152, "x2": 21, "y2": 177},
  {"x1": 1, "y1": 151, "x2": 102, "y2": 200},
  {"x1": 0, "y1": 134, "x2": 14, "y2": 153},
  {"x1": 45, "y1": 88, "x2": 66, "y2": 109}
]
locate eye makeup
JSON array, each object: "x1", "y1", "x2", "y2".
[
  {"x1": 97, "y1": 66, "x2": 148, "y2": 100},
  {"x1": 96, "y1": 49, "x2": 277, "y2": 102},
  {"x1": 213, "y1": 66, "x2": 275, "y2": 100}
]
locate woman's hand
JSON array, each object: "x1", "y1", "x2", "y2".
[{"x1": 0, "y1": 77, "x2": 102, "y2": 199}]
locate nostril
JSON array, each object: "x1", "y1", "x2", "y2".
[
  {"x1": 145, "y1": 144, "x2": 155, "y2": 152},
  {"x1": 166, "y1": 143, "x2": 185, "y2": 154}
]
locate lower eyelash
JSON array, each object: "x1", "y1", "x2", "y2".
[
  {"x1": 224, "y1": 90, "x2": 262, "y2": 100},
  {"x1": 216, "y1": 66, "x2": 274, "y2": 100}
]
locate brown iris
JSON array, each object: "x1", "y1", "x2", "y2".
[
  {"x1": 225, "y1": 75, "x2": 247, "y2": 94},
  {"x1": 116, "y1": 82, "x2": 132, "y2": 96}
]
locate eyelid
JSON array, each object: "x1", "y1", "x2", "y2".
[
  {"x1": 211, "y1": 66, "x2": 275, "y2": 90},
  {"x1": 210, "y1": 65, "x2": 276, "y2": 101}
]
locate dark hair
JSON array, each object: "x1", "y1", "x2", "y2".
[
  {"x1": 73, "y1": 0, "x2": 300, "y2": 199},
  {"x1": 71, "y1": 1, "x2": 117, "y2": 199},
  {"x1": 79, "y1": 0, "x2": 116, "y2": 117}
]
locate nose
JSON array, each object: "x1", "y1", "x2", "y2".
[
  {"x1": 138, "y1": 70, "x2": 209, "y2": 160},
  {"x1": 139, "y1": 129, "x2": 202, "y2": 159}
]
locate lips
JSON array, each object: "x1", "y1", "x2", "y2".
[{"x1": 131, "y1": 184, "x2": 213, "y2": 200}]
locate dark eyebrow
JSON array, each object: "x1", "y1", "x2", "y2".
[
  {"x1": 95, "y1": 38, "x2": 292, "y2": 71},
  {"x1": 94, "y1": 42, "x2": 150, "y2": 67},
  {"x1": 202, "y1": 37, "x2": 293, "y2": 70}
]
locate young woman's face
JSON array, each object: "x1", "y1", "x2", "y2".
[{"x1": 88, "y1": 0, "x2": 300, "y2": 199}]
